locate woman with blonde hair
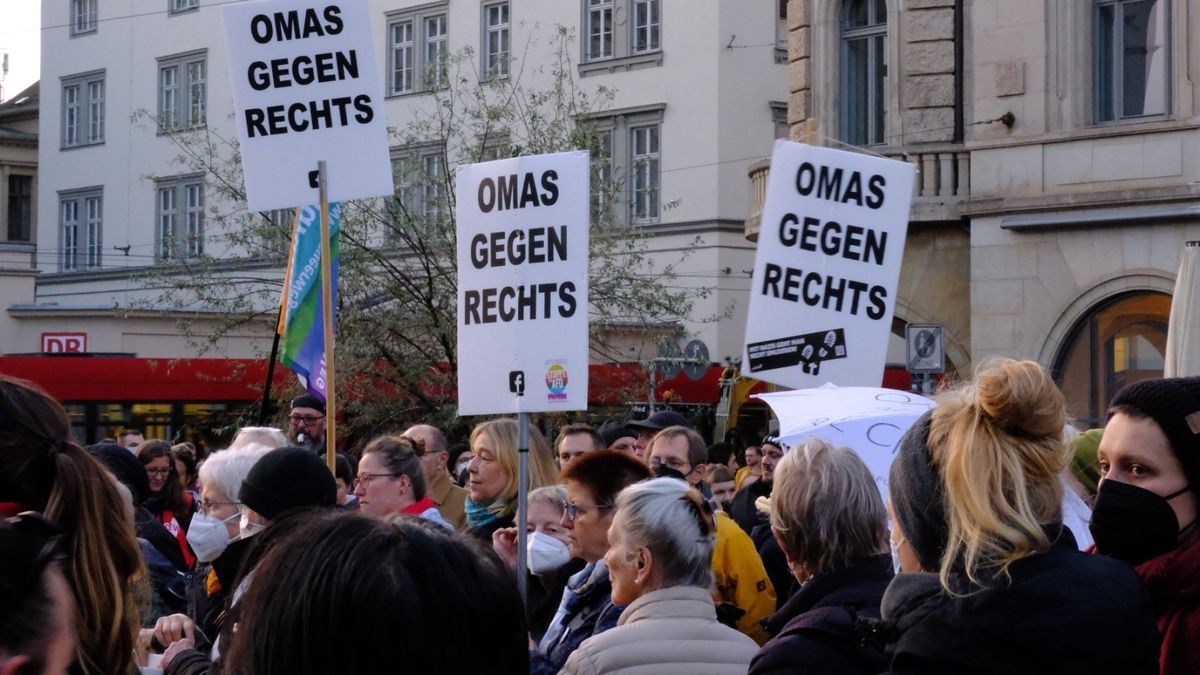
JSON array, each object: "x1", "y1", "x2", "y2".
[
  {"x1": 0, "y1": 374, "x2": 144, "y2": 675},
  {"x1": 464, "y1": 418, "x2": 557, "y2": 542},
  {"x1": 880, "y1": 359, "x2": 1160, "y2": 674}
]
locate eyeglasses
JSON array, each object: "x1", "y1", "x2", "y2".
[
  {"x1": 356, "y1": 472, "x2": 400, "y2": 488},
  {"x1": 563, "y1": 501, "x2": 614, "y2": 522},
  {"x1": 648, "y1": 456, "x2": 690, "y2": 472},
  {"x1": 289, "y1": 414, "x2": 325, "y2": 424},
  {"x1": 199, "y1": 499, "x2": 241, "y2": 516}
]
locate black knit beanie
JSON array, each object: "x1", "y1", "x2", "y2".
[
  {"x1": 889, "y1": 411, "x2": 948, "y2": 572},
  {"x1": 1109, "y1": 376, "x2": 1200, "y2": 490},
  {"x1": 89, "y1": 442, "x2": 151, "y2": 505},
  {"x1": 291, "y1": 394, "x2": 326, "y2": 414},
  {"x1": 239, "y1": 446, "x2": 337, "y2": 521}
]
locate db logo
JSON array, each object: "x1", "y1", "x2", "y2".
[
  {"x1": 41, "y1": 333, "x2": 88, "y2": 353},
  {"x1": 545, "y1": 364, "x2": 568, "y2": 401}
]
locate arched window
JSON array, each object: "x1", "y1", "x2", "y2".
[
  {"x1": 1054, "y1": 292, "x2": 1171, "y2": 428},
  {"x1": 841, "y1": 0, "x2": 887, "y2": 146}
]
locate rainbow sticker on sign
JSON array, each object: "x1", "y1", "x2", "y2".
[{"x1": 546, "y1": 363, "x2": 569, "y2": 402}]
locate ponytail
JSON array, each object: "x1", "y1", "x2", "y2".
[{"x1": 929, "y1": 359, "x2": 1070, "y2": 591}]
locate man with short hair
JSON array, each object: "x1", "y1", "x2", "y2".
[
  {"x1": 729, "y1": 436, "x2": 784, "y2": 536},
  {"x1": 735, "y1": 444, "x2": 762, "y2": 490},
  {"x1": 119, "y1": 428, "x2": 145, "y2": 451},
  {"x1": 646, "y1": 425, "x2": 709, "y2": 488},
  {"x1": 555, "y1": 423, "x2": 604, "y2": 470},
  {"x1": 625, "y1": 410, "x2": 690, "y2": 463},
  {"x1": 402, "y1": 424, "x2": 468, "y2": 530},
  {"x1": 288, "y1": 395, "x2": 327, "y2": 454}
]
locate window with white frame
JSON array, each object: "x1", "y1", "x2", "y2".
[
  {"x1": 580, "y1": 0, "x2": 663, "y2": 73},
  {"x1": 840, "y1": 0, "x2": 887, "y2": 146},
  {"x1": 483, "y1": 2, "x2": 510, "y2": 78},
  {"x1": 158, "y1": 51, "x2": 207, "y2": 132},
  {"x1": 61, "y1": 71, "x2": 105, "y2": 148},
  {"x1": 581, "y1": 106, "x2": 664, "y2": 225},
  {"x1": 772, "y1": 102, "x2": 789, "y2": 140},
  {"x1": 630, "y1": 124, "x2": 660, "y2": 222},
  {"x1": 71, "y1": 0, "x2": 97, "y2": 36},
  {"x1": 59, "y1": 188, "x2": 103, "y2": 271},
  {"x1": 389, "y1": 145, "x2": 444, "y2": 232},
  {"x1": 258, "y1": 208, "x2": 294, "y2": 257},
  {"x1": 169, "y1": 0, "x2": 199, "y2": 14},
  {"x1": 1095, "y1": 0, "x2": 1169, "y2": 122},
  {"x1": 156, "y1": 176, "x2": 205, "y2": 260},
  {"x1": 387, "y1": 4, "x2": 448, "y2": 96},
  {"x1": 6, "y1": 175, "x2": 33, "y2": 242},
  {"x1": 585, "y1": 0, "x2": 614, "y2": 61}
]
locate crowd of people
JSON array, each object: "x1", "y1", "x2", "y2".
[{"x1": 0, "y1": 359, "x2": 1197, "y2": 674}]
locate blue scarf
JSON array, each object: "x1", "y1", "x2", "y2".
[{"x1": 465, "y1": 498, "x2": 500, "y2": 530}]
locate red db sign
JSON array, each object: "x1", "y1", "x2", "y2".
[{"x1": 41, "y1": 333, "x2": 88, "y2": 353}]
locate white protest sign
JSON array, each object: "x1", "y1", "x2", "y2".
[
  {"x1": 456, "y1": 152, "x2": 590, "y2": 415},
  {"x1": 743, "y1": 141, "x2": 915, "y2": 388},
  {"x1": 223, "y1": 0, "x2": 393, "y2": 212}
]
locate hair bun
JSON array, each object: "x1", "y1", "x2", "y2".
[{"x1": 975, "y1": 359, "x2": 1064, "y2": 439}]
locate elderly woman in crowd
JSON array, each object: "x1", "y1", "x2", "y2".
[
  {"x1": 464, "y1": 418, "x2": 557, "y2": 542},
  {"x1": 0, "y1": 375, "x2": 144, "y2": 675},
  {"x1": 749, "y1": 438, "x2": 892, "y2": 674},
  {"x1": 880, "y1": 359, "x2": 1161, "y2": 674},
  {"x1": 561, "y1": 477, "x2": 758, "y2": 674},
  {"x1": 531, "y1": 450, "x2": 652, "y2": 675},
  {"x1": 1091, "y1": 376, "x2": 1200, "y2": 674}
]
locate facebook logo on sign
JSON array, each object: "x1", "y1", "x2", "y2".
[{"x1": 509, "y1": 371, "x2": 525, "y2": 396}]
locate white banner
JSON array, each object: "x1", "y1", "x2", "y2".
[
  {"x1": 223, "y1": 0, "x2": 393, "y2": 211},
  {"x1": 743, "y1": 141, "x2": 916, "y2": 388},
  {"x1": 456, "y1": 152, "x2": 590, "y2": 415}
]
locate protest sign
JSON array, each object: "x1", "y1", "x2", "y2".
[
  {"x1": 456, "y1": 152, "x2": 590, "y2": 415},
  {"x1": 743, "y1": 141, "x2": 916, "y2": 388},
  {"x1": 223, "y1": 0, "x2": 393, "y2": 211}
]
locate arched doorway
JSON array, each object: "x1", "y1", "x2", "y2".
[{"x1": 1053, "y1": 291, "x2": 1171, "y2": 429}]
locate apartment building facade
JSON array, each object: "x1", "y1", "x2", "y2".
[
  {"x1": 11, "y1": 0, "x2": 788, "y2": 439},
  {"x1": 763, "y1": 0, "x2": 1200, "y2": 426}
]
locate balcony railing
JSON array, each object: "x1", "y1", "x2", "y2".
[{"x1": 745, "y1": 145, "x2": 970, "y2": 240}]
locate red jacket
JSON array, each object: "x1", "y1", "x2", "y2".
[{"x1": 1137, "y1": 536, "x2": 1200, "y2": 675}]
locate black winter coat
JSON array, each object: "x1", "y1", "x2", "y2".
[
  {"x1": 749, "y1": 554, "x2": 892, "y2": 675},
  {"x1": 874, "y1": 535, "x2": 1161, "y2": 675},
  {"x1": 729, "y1": 479, "x2": 771, "y2": 536}
]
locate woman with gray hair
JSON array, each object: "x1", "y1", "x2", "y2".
[
  {"x1": 561, "y1": 477, "x2": 758, "y2": 675},
  {"x1": 748, "y1": 438, "x2": 892, "y2": 674}
]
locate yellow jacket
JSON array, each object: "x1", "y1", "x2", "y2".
[{"x1": 711, "y1": 510, "x2": 775, "y2": 645}]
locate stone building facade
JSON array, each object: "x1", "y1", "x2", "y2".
[{"x1": 756, "y1": 0, "x2": 1200, "y2": 426}]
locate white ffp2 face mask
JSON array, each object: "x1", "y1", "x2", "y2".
[
  {"x1": 187, "y1": 511, "x2": 239, "y2": 563},
  {"x1": 526, "y1": 531, "x2": 572, "y2": 575}
]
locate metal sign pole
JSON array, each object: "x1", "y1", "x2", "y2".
[
  {"x1": 516, "y1": 411, "x2": 530, "y2": 600},
  {"x1": 318, "y1": 161, "x2": 337, "y2": 472}
]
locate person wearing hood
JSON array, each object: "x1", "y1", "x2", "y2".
[
  {"x1": 878, "y1": 359, "x2": 1161, "y2": 674},
  {"x1": 1092, "y1": 376, "x2": 1200, "y2": 675}
]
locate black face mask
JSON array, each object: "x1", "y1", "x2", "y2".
[
  {"x1": 1090, "y1": 479, "x2": 1193, "y2": 567},
  {"x1": 652, "y1": 464, "x2": 688, "y2": 482}
]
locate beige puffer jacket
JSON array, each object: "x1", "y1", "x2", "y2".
[{"x1": 560, "y1": 585, "x2": 758, "y2": 675}]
